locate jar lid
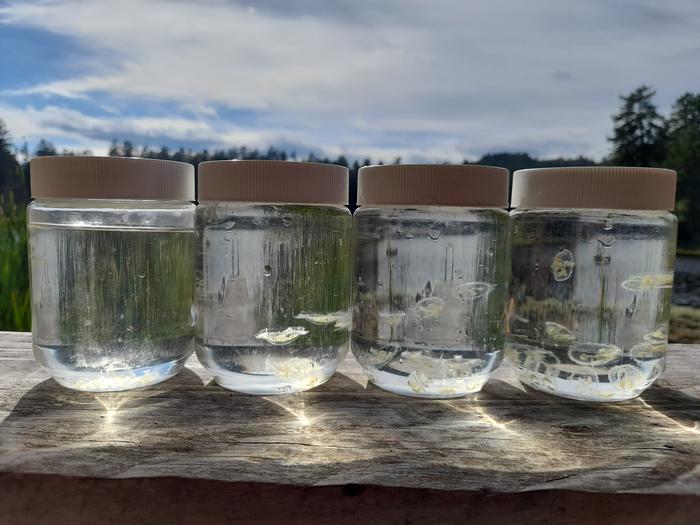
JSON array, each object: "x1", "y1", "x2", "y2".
[
  {"x1": 511, "y1": 166, "x2": 677, "y2": 211},
  {"x1": 30, "y1": 156, "x2": 194, "y2": 201},
  {"x1": 357, "y1": 164, "x2": 509, "y2": 207},
  {"x1": 198, "y1": 160, "x2": 348, "y2": 204}
]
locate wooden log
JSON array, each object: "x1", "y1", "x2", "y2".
[{"x1": 0, "y1": 331, "x2": 699, "y2": 522}]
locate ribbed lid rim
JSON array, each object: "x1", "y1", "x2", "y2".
[
  {"x1": 511, "y1": 166, "x2": 677, "y2": 211},
  {"x1": 30, "y1": 156, "x2": 195, "y2": 201},
  {"x1": 197, "y1": 160, "x2": 349, "y2": 204},
  {"x1": 357, "y1": 164, "x2": 509, "y2": 207}
]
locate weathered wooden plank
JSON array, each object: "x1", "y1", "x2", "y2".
[
  {"x1": 1, "y1": 473, "x2": 699, "y2": 525},
  {"x1": 0, "y1": 332, "x2": 698, "y2": 496}
]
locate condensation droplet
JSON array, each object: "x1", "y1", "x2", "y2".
[
  {"x1": 604, "y1": 218, "x2": 613, "y2": 230},
  {"x1": 282, "y1": 217, "x2": 292, "y2": 227},
  {"x1": 427, "y1": 228, "x2": 441, "y2": 241},
  {"x1": 222, "y1": 219, "x2": 236, "y2": 231},
  {"x1": 263, "y1": 265, "x2": 272, "y2": 276},
  {"x1": 376, "y1": 280, "x2": 384, "y2": 288}
]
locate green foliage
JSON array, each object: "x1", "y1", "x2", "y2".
[
  {"x1": 666, "y1": 93, "x2": 700, "y2": 246},
  {"x1": 0, "y1": 194, "x2": 30, "y2": 332},
  {"x1": 609, "y1": 85, "x2": 667, "y2": 166}
]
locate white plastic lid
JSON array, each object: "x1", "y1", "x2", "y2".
[
  {"x1": 511, "y1": 166, "x2": 677, "y2": 211},
  {"x1": 30, "y1": 156, "x2": 194, "y2": 201}
]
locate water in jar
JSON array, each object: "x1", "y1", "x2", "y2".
[
  {"x1": 507, "y1": 209, "x2": 676, "y2": 402},
  {"x1": 29, "y1": 201, "x2": 196, "y2": 392},
  {"x1": 352, "y1": 207, "x2": 510, "y2": 398},
  {"x1": 196, "y1": 204, "x2": 352, "y2": 394}
]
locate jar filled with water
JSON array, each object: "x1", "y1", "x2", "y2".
[
  {"x1": 196, "y1": 161, "x2": 351, "y2": 394},
  {"x1": 352, "y1": 165, "x2": 510, "y2": 397},
  {"x1": 507, "y1": 167, "x2": 677, "y2": 401},
  {"x1": 28, "y1": 156, "x2": 196, "y2": 391}
]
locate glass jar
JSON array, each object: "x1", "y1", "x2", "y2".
[
  {"x1": 507, "y1": 167, "x2": 678, "y2": 401},
  {"x1": 195, "y1": 160, "x2": 351, "y2": 394},
  {"x1": 352, "y1": 165, "x2": 510, "y2": 398},
  {"x1": 28, "y1": 156, "x2": 196, "y2": 392}
]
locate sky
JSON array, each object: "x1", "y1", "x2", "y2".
[{"x1": 0, "y1": 0, "x2": 699, "y2": 162}]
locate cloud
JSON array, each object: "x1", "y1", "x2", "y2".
[{"x1": 1, "y1": 0, "x2": 699, "y2": 161}]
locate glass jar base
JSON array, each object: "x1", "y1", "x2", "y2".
[
  {"x1": 366, "y1": 368, "x2": 489, "y2": 398},
  {"x1": 42, "y1": 354, "x2": 190, "y2": 392},
  {"x1": 210, "y1": 369, "x2": 335, "y2": 395},
  {"x1": 512, "y1": 368, "x2": 652, "y2": 402}
]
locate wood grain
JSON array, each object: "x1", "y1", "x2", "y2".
[{"x1": 0, "y1": 331, "x2": 698, "y2": 498}]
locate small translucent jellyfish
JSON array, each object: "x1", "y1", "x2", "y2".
[
  {"x1": 454, "y1": 282, "x2": 494, "y2": 301},
  {"x1": 621, "y1": 273, "x2": 674, "y2": 292},
  {"x1": 407, "y1": 370, "x2": 429, "y2": 394},
  {"x1": 544, "y1": 321, "x2": 576, "y2": 346},
  {"x1": 630, "y1": 342, "x2": 667, "y2": 362},
  {"x1": 551, "y1": 249, "x2": 575, "y2": 282},
  {"x1": 294, "y1": 311, "x2": 347, "y2": 326},
  {"x1": 518, "y1": 348, "x2": 560, "y2": 391},
  {"x1": 379, "y1": 310, "x2": 406, "y2": 327},
  {"x1": 267, "y1": 357, "x2": 323, "y2": 382},
  {"x1": 568, "y1": 343, "x2": 622, "y2": 366},
  {"x1": 255, "y1": 326, "x2": 309, "y2": 345},
  {"x1": 643, "y1": 327, "x2": 668, "y2": 343},
  {"x1": 608, "y1": 364, "x2": 646, "y2": 392},
  {"x1": 427, "y1": 228, "x2": 441, "y2": 241},
  {"x1": 332, "y1": 312, "x2": 351, "y2": 330},
  {"x1": 415, "y1": 297, "x2": 445, "y2": 319},
  {"x1": 570, "y1": 369, "x2": 599, "y2": 394}
]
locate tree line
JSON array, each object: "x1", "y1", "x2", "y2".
[{"x1": 1, "y1": 85, "x2": 699, "y2": 245}]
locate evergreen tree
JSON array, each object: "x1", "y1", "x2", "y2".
[
  {"x1": 666, "y1": 92, "x2": 700, "y2": 246},
  {"x1": 123, "y1": 140, "x2": 135, "y2": 158},
  {"x1": 0, "y1": 119, "x2": 21, "y2": 196},
  {"x1": 108, "y1": 139, "x2": 121, "y2": 156},
  {"x1": 609, "y1": 85, "x2": 667, "y2": 166},
  {"x1": 35, "y1": 139, "x2": 57, "y2": 157}
]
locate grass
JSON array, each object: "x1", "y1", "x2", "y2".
[
  {"x1": 0, "y1": 194, "x2": 30, "y2": 332},
  {"x1": 669, "y1": 305, "x2": 700, "y2": 344}
]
